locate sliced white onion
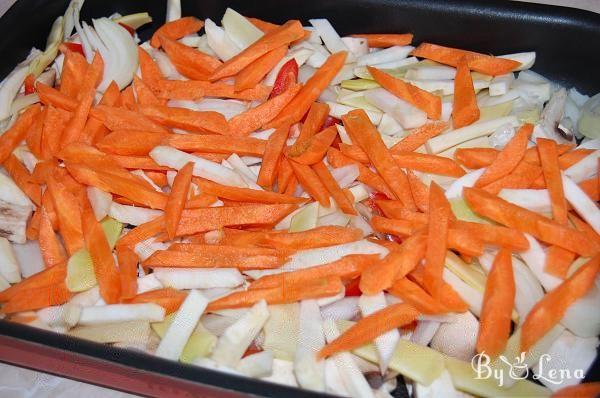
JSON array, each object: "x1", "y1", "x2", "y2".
[
  {"x1": 37, "y1": 303, "x2": 82, "y2": 329},
  {"x1": 445, "y1": 168, "x2": 485, "y2": 200},
  {"x1": 563, "y1": 174, "x2": 600, "y2": 234},
  {"x1": 294, "y1": 300, "x2": 326, "y2": 392},
  {"x1": 430, "y1": 312, "x2": 479, "y2": 361},
  {"x1": 405, "y1": 65, "x2": 456, "y2": 80},
  {"x1": 204, "y1": 18, "x2": 241, "y2": 61},
  {"x1": 498, "y1": 189, "x2": 551, "y2": 214},
  {"x1": 564, "y1": 149, "x2": 599, "y2": 182},
  {"x1": 0, "y1": 237, "x2": 21, "y2": 283},
  {"x1": 153, "y1": 268, "x2": 244, "y2": 290},
  {"x1": 498, "y1": 52, "x2": 536, "y2": 71},
  {"x1": 0, "y1": 63, "x2": 29, "y2": 121},
  {"x1": 519, "y1": 234, "x2": 561, "y2": 291},
  {"x1": 410, "y1": 320, "x2": 440, "y2": 347},
  {"x1": 356, "y1": 46, "x2": 414, "y2": 67},
  {"x1": 166, "y1": 0, "x2": 181, "y2": 22},
  {"x1": 221, "y1": 8, "x2": 263, "y2": 50},
  {"x1": 309, "y1": 19, "x2": 351, "y2": 59},
  {"x1": 87, "y1": 187, "x2": 112, "y2": 221},
  {"x1": 136, "y1": 274, "x2": 163, "y2": 294},
  {"x1": 237, "y1": 350, "x2": 274, "y2": 378},
  {"x1": 443, "y1": 269, "x2": 482, "y2": 317},
  {"x1": 108, "y1": 202, "x2": 162, "y2": 226},
  {"x1": 321, "y1": 296, "x2": 361, "y2": 321},
  {"x1": 561, "y1": 276, "x2": 600, "y2": 337},
  {"x1": 364, "y1": 88, "x2": 426, "y2": 129},
  {"x1": 78, "y1": 303, "x2": 165, "y2": 326},
  {"x1": 359, "y1": 293, "x2": 400, "y2": 373}
]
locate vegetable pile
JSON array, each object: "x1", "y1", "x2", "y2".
[{"x1": 0, "y1": 0, "x2": 599, "y2": 397}]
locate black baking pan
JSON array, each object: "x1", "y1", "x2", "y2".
[{"x1": 0, "y1": 0, "x2": 599, "y2": 397}]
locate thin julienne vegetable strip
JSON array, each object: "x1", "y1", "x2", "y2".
[
  {"x1": 558, "y1": 148, "x2": 595, "y2": 169},
  {"x1": 327, "y1": 147, "x2": 394, "y2": 198},
  {"x1": 105, "y1": 155, "x2": 169, "y2": 172},
  {"x1": 117, "y1": 216, "x2": 165, "y2": 249},
  {"x1": 138, "y1": 104, "x2": 229, "y2": 135},
  {"x1": 259, "y1": 226, "x2": 363, "y2": 249},
  {"x1": 452, "y1": 221, "x2": 529, "y2": 251},
  {"x1": 521, "y1": 254, "x2": 600, "y2": 352},
  {"x1": 390, "y1": 121, "x2": 449, "y2": 153},
  {"x1": 339, "y1": 143, "x2": 369, "y2": 164},
  {"x1": 359, "y1": 233, "x2": 427, "y2": 295},
  {"x1": 165, "y1": 162, "x2": 193, "y2": 240},
  {"x1": 387, "y1": 277, "x2": 449, "y2": 314},
  {"x1": 59, "y1": 49, "x2": 87, "y2": 98},
  {"x1": 38, "y1": 206, "x2": 67, "y2": 268},
  {"x1": 368, "y1": 66, "x2": 441, "y2": 120},
  {"x1": 186, "y1": 194, "x2": 218, "y2": 209},
  {"x1": 0, "y1": 264, "x2": 66, "y2": 302},
  {"x1": 405, "y1": 170, "x2": 430, "y2": 212},
  {"x1": 350, "y1": 33, "x2": 413, "y2": 47},
  {"x1": 246, "y1": 16, "x2": 312, "y2": 45},
  {"x1": 158, "y1": 34, "x2": 222, "y2": 80},
  {"x1": 289, "y1": 102, "x2": 329, "y2": 154},
  {"x1": 343, "y1": 109, "x2": 416, "y2": 210},
  {"x1": 312, "y1": 160, "x2": 357, "y2": 215},
  {"x1": 91, "y1": 105, "x2": 170, "y2": 133},
  {"x1": 116, "y1": 246, "x2": 138, "y2": 301},
  {"x1": 475, "y1": 123, "x2": 533, "y2": 187},
  {"x1": 579, "y1": 178, "x2": 599, "y2": 201},
  {"x1": 127, "y1": 288, "x2": 187, "y2": 315},
  {"x1": 288, "y1": 160, "x2": 330, "y2": 207},
  {"x1": 392, "y1": 152, "x2": 466, "y2": 177},
  {"x1": 371, "y1": 215, "x2": 418, "y2": 236},
  {"x1": 423, "y1": 182, "x2": 451, "y2": 300},
  {"x1": 46, "y1": 175, "x2": 84, "y2": 256},
  {"x1": 25, "y1": 108, "x2": 44, "y2": 159},
  {"x1": 138, "y1": 47, "x2": 164, "y2": 92},
  {"x1": 287, "y1": 126, "x2": 338, "y2": 165},
  {"x1": 545, "y1": 245, "x2": 576, "y2": 279},
  {"x1": 80, "y1": 81, "x2": 121, "y2": 145},
  {"x1": 207, "y1": 275, "x2": 343, "y2": 311},
  {"x1": 150, "y1": 16, "x2": 204, "y2": 48},
  {"x1": 0, "y1": 104, "x2": 41, "y2": 164},
  {"x1": 537, "y1": 138, "x2": 568, "y2": 224},
  {"x1": 235, "y1": 46, "x2": 287, "y2": 92},
  {"x1": 411, "y1": 42, "x2": 520, "y2": 75},
  {"x1": 283, "y1": 175, "x2": 298, "y2": 196},
  {"x1": 374, "y1": 200, "x2": 421, "y2": 220},
  {"x1": 1, "y1": 282, "x2": 72, "y2": 314},
  {"x1": 317, "y1": 303, "x2": 420, "y2": 359},
  {"x1": 452, "y1": 56, "x2": 479, "y2": 129},
  {"x1": 37, "y1": 83, "x2": 78, "y2": 111},
  {"x1": 481, "y1": 159, "x2": 542, "y2": 195},
  {"x1": 249, "y1": 254, "x2": 378, "y2": 290},
  {"x1": 133, "y1": 75, "x2": 162, "y2": 106},
  {"x1": 41, "y1": 106, "x2": 71, "y2": 158},
  {"x1": 277, "y1": 158, "x2": 294, "y2": 194},
  {"x1": 257, "y1": 123, "x2": 290, "y2": 189},
  {"x1": 209, "y1": 20, "x2": 305, "y2": 81},
  {"x1": 3, "y1": 154, "x2": 42, "y2": 206},
  {"x1": 97, "y1": 130, "x2": 169, "y2": 156},
  {"x1": 155, "y1": 80, "x2": 272, "y2": 101},
  {"x1": 228, "y1": 83, "x2": 301, "y2": 136},
  {"x1": 456, "y1": 144, "x2": 574, "y2": 169},
  {"x1": 41, "y1": 190, "x2": 58, "y2": 230},
  {"x1": 569, "y1": 212, "x2": 600, "y2": 246},
  {"x1": 409, "y1": 264, "x2": 469, "y2": 313},
  {"x1": 464, "y1": 187, "x2": 599, "y2": 256},
  {"x1": 195, "y1": 179, "x2": 306, "y2": 204},
  {"x1": 119, "y1": 85, "x2": 136, "y2": 110},
  {"x1": 476, "y1": 249, "x2": 515, "y2": 357},
  {"x1": 268, "y1": 51, "x2": 347, "y2": 127}
]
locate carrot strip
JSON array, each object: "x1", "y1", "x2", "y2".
[
  {"x1": 81, "y1": 200, "x2": 121, "y2": 304},
  {"x1": 25, "y1": 108, "x2": 44, "y2": 159},
  {"x1": 269, "y1": 51, "x2": 347, "y2": 127},
  {"x1": 26, "y1": 207, "x2": 41, "y2": 241},
  {"x1": 455, "y1": 147, "x2": 505, "y2": 169},
  {"x1": 0, "y1": 104, "x2": 41, "y2": 163},
  {"x1": 37, "y1": 83, "x2": 77, "y2": 111},
  {"x1": 312, "y1": 161, "x2": 357, "y2": 215},
  {"x1": 360, "y1": 233, "x2": 427, "y2": 294},
  {"x1": 287, "y1": 126, "x2": 337, "y2": 165},
  {"x1": 46, "y1": 176, "x2": 84, "y2": 255},
  {"x1": 452, "y1": 56, "x2": 480, "y2": 128},
  {"x1": 186, "y1": 194, "x2": 218, "y2": 208},
  {"x1": 61, "y1": 52, "x2": 104, "y2": 147},
  {"x1": 156, "y1": 79, "x2": 272, "y2": 101},
  {"x1": 159, "y1": 34, "x2": 222, "y2": 80},
  {"x1": 569, "y1": 213, "x2": 600, "y2": 247},
  {"x1": 409, "y1": 264, "x2": 470, "y2": 312},
  {"x1": 350, "y1": 33, "x2": 413, "y2": 48},
  {"x1": 80, "y1": 81, "x2": 121, "y2": 145},
  {"x1": 210, "y1": 20, "x2": 305, "y2": 81},
  {"x1": 0, "y1": 263, "x2": 66, "y2": 302},
  {"x1": 117, "y1": 216, "x2": 165, "y2": 249},
  {"x1": 388, "y1": 277, "x2": 449, "y2": 314},
  {"x1": 164, "y1": 132, "x2": 266, "y2": 156},
  {"x1": 283, "y1": 175, "x2": 298, "y2": 196},
  {"x1": 371, "y1": 215, "x2": 418, "y2": 237},
  {"x1": 116, "y1": 246, "x2": 138, "y2": 300},
  {"x1": 558, "y1": 148, "x2": 595, "y2": 169},
  {"x1": 277, "y1": 158, "x2": 294, "y2": 194},
  {"x1": 476, "y1": 249, "x2": 515, "y2": 357},
  {"x1": 475, "y1": 124, "x2": 533, "y2": 187},
  {"x1": 1, "y1": 282, "x2": 72, "y2": 314},
  {"x1": 97, "y1": 130, "x2": 169, "y2": 156},
  {"x1": 538, "y1": 138, "x2": 568, "y2": 224},
  {"x1": 256, "y1": 123, "x2": 290, "y2": 189},
  {"x1": 38, "y1": 207, "x2": 67, "y2": 268},
  {"x1": 368, "y1": 66, "x2": 441, "y2": 120},
  {"x1": 374, "y1": 201, "x2": 422, "y2": 222},
  {"x1": 453, "y1": 221, "x2": 529, "y2": 251},
  {"x1": 177, "y1": 204, "x2": 297, "y2": 236},
  {"x1": 59, "y1": 49, "x2": 87, "y2": 97},
  {"x1": 110, "y1": 155, "x2": 170, "y2": 171},
  {"x1": 195, "y1": 179, "x2": 305, "y2": 204},
  {"x1": 3, "y1": 154, "x2": 41, "y2": 206},
  {"x1": 551, "y1": 383, "x2": 600, "y2": 398},
  {"x1": 127, "y1": 288, "x2": 187, "y2": 315},
  {"x1": 327, "y1": 147, "x2": 394, "y2": 198},
  {"x1": 247, "y1": 17, "x2": 312, "y2": 45},
  {"x1": 464, "y1": 187, "x2": 599, "y2": 256},
  {"x1": 339, "y1": 143, "x2": 369, "y2": 164},
  {"x1": 342, "y1": 109, "x2": 415, "y2": 209},
  {"x1": 260, "y1": 226, "x2": 363, "y2": 250},
  {"x1": 423, "y1": 183, "x2": 450, "y2": 300},
  {"x1": 207, "y1": 275, "x2": 343, "y2": 311},
  {"x1": 393, "y1": 152, "x2": 466, "y2": 177},
  {"x1": 229, "y1": 84, "x2": 301, "y2": 136},
  {"x1": 138, "y1": 104, "x2": 229, "y2": 135},
  {"x1": 290, "y1": 102, "x2": 330, "y2": 154},
  {"x1": 406, "y1": 170, "x2": 429, "y2": 213},
  {"x1": 138, "y1": 47, "x2": 164, "y2": 92},
  {"x1": 545, "y1": 245, "x2": 576, "y2": 279},
  {"x1": 411, "y1": 43, "x2": 520, "y2": 76},
  {"x1": 235, "y1": 46, "x2": 287, "y2": 91},
  {"x1": 151, "y1": 16, "x2": 204, "y2": 48},
  {"x1": 390, "y1": 122, "x2": 449, "y2": 153},
  {"x1": 91, "y1": 105, "x2": 169, "y2": 133},
  {"x1": 165, "y1": 162, "x2": 193, "y2": 239},
  {"x1": 133, "y1": 75, "x2": 161, "y2": 106},
  {"x1": 118, "y1": 85, "x2": 137, "y2": 109},
  {"x1": 481, "y1": 159, "x2": 542, "y2": 195},
  {"x1": 289, "y1": 160, "x2": 330, "y2": 206},
  {"x1": 318, "y1": 303, "x2": 420, "y2": 358},
  {"x1": 579, "y1": 178, "x2": 599, "y2": 201},
  {"x1": 145, "y1": 171, "x2": 168, "y2": 187},
  {"x1": 521, "y1": 254, "x2": 600, "y2": 352}
]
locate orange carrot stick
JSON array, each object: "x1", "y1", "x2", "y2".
[
  {"x1": 118, "y1": 86, "x2": 136, "y2": 108},
  {"x1": 61, "y1": 52, "x2": 104, "y2": 147},
  {"x1": 37, "y1": 82, "x2": 77, "y2": 111},
  {"x1": 151, "y1": 16, "x2": 204, "y2": 48},
  {"x1": 46, "y1": 176, "x2": 84, "y2": 255},
  {"x1": 38, "y1": 207, "x2": 67, "y2": 268},
  {"x1": 277, "y1": 158, "x2": 294, "y2": 194},
  {"x1": 97, "y1": 130, "x2": 169, "y2": 156},
  {"x1": 138, "y1": 47, "x2": 164, "y2": 92},
  {"x1": 360, "y1": 233, "x2": 427, "y2": 294},
  {"x1": 116, "y1": 216, "x2": 165, "y2": 249},
  {"x1": 371, "y1": 215, "x2": 419, "y2": 237},
  {"x1": 3, "y1": 154, "x2": 41, "y2": 206},
  {"x1": 339, "y1": 143, "x2": 369, "y2": 164},
  {"x1": 207, "y1": 275, "x2": 343, "y2": 311},
  {"x1": 312, "y1": 161, "x2": 357, "y2": 215},
  {"x1": 476, "y1": 248, "x2": 515, "y2": 357},
  {"x1": 0, "y1": 263, "x2": 66, "y2": 302},
  {"x1": 1, "y1": 282, "x2": 72, "y2": 314},
  {"x1": 544, "y1": 245, "x2": 576, "y2": 279},
  {"x1": 452, "y1": 56, "x2": 479, "y2": 128},
  {"x1": 411, "y1": 43, "x2": 520, "y2": 76},
  {"x1": 318, "y1": 303, "x2": 420, "y2": 358},
  {"x1": 390, "y1": 121, "x2": 449, "y2": 153},
  {"x1": 92, "y1": 105, "x2": 169, "y2": 133},
  {"x1": 481, "y1": 159, "x2": 542, "y2": 195},
  {"x1": 159, "y1": 34, "x2": 222, "y2": 80},
  {"x1": 406, "y1": 170, "x2": 429, "y2": 212},
  {"x1": 235, "y1": 46, "x2": 287, "y2": 92},
  {"x1": 228, "y1": 84, "x2": 301, "y2": 136},
  {"x1": 342, "y1": 109, "x2": 415, "y2": 209},
  {"x1": 138, "y1": 104, "x2": 229, "y2": 135},
  {"x1": 165, "y1": 134, "x2": 267, "y2": 157},
  {"x1": 210, "y1": 20, "x2": 305, "y2": 81},
  {"x1": 289, "y1": 160, "x2": 330, "y2": 206},
  {"x1": 521, "y1": 254, "x2": 600, "y2": 352},
  {"x1": 269, "y1": 51, "x2": 347, "y2": 127},
  {"x1": 156, "y1": 79, "x2": 272, "y2": 101},
  {"x1": 116, "y1": 246, "x2": 138, "y2": 301},
  {"x1": 453, "y1": 221, "x2": 529, "y2": 251},
  {"x1": 388, "y1": 277, "x2": 449, "y2": 314},
  {"x1": 127, "y1": 288, "x2": 187, "y2": 315},
  {"x1": 290, "y1": 102, "x2": 330, "y2": 153},
  {"x1": 25, "y1": 108, "x2": 44, "y2": 159},
  {"x1": 368, "y1": 66, "x2": 441, "y2": 120},
  {"x1": 59, "y1": 49, "x2": 87, "y2": 97},
  {"x1": 0, "y1": 104, "x2": 41, "y2": 163},
  {"x1": 257, "y1": 124, "x2": 290, "y2": 189},
  {"x1": 423, "y1": 182, "x2": 450, "y2": 300},
  {"x1": 350, "y1": 33, "x2": 413, "y2": 48},
  {"x1": 393, "y1": 152, "x2": 466, "y2": 177},
  {"x1": 475, "y1": 123, "x2": 533, "y2": 187},
  {"x1": 538, "y1": 138, "x2": 568, "y2": 224},
  {"x1": 133, "y1": 75, "x2": 161, "y2": 106},
  {"x1": 259, "y1": 226, "x2": 363, "y2": 250},
  {"x1": 551, "y1": 383, "x2": 600, "y2": 398},
  {"x1": 579, "y1": 178, "x2": 599, "y2": 201},
  {"x1": 287, "y1": 126, "x2": 337, "y2": 165},
  {"x1": 80, "y1": 81, "x2": 121, "y2": 145},
  {"x1": 165, "y1": 162, "x2": 193, "y2": 239},
  {"x1": 195, "y1": 179, "x2": 305, "y2": 204},
  {"x1": 327, "y1": 147, "x2": 394, "y2": 198}
]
